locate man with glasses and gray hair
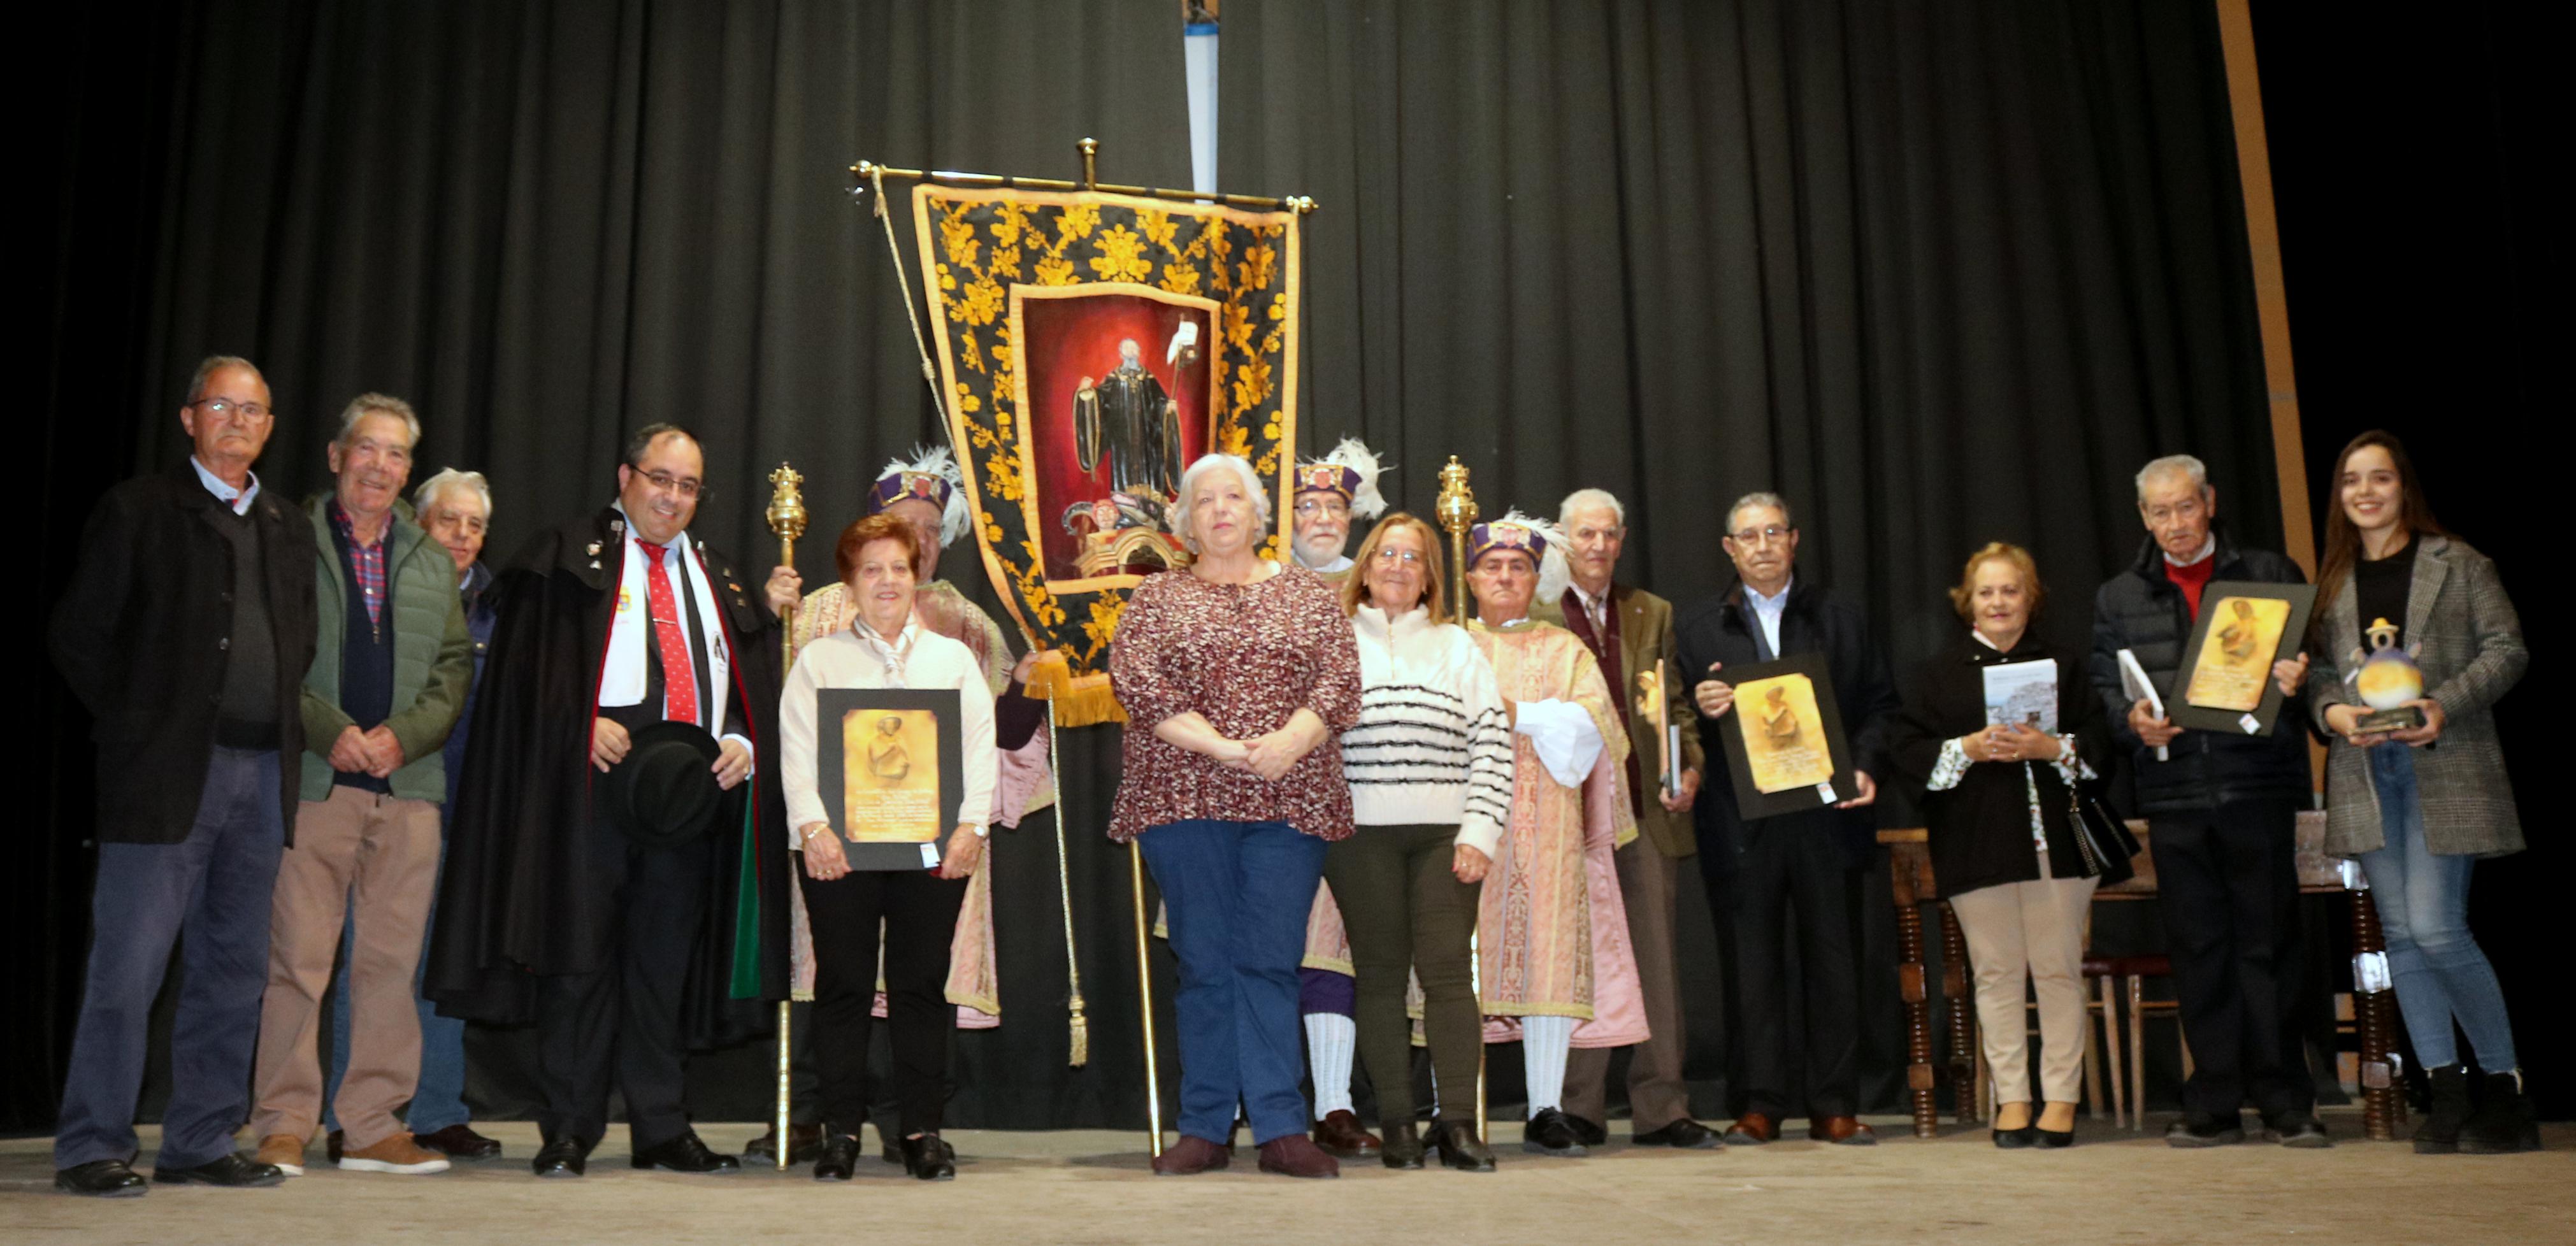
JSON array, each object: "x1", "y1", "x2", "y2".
[
  {"x1": 2088, "y1": 454, "x2": 2324, "y2": 1148},
  {"x1": 250, "y1": 393, "x2": 472, "y2": 1180},
  {"x1": 50, "y1": 355, "x2": 319, "y2": 1195},
  {"x1": 1676, "y1": 491, "x2": 1898, "y2": 1148}
]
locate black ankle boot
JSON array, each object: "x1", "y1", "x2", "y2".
[
  {"x1": 2415, "y1": 1066, "x2": 2471, "y2": 1154},
  {"x1": 812, "y1": 1127, "x2": 860, "y2": 1181},
  {"x1": 2459, "y1": 1070, "x2": 2542, "y2": 1155},
  {"x1": 1380, "y1": 1122, "x2": 1426, "y2": 1170}
]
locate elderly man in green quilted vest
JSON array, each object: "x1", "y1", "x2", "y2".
[{"x1": 248, "y1": 393, "x2": 472, "y2": 1179}]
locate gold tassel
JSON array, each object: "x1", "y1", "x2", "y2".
[
  {"x1": 1023, "y1": 653, "x2": 1129, "y2": 726},
  {"x1": 1067, "y1": 992, "x2": 1090, "y2": 1068}
]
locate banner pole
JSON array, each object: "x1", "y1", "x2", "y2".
[
  {"x1": 1046, "y1": 701, "x2": 1090, "y2": 1066},
  {"x1": 1130, "y1": 840, "x2": 1165, "y2": 1158}
]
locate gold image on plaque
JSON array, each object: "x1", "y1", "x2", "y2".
[
  {"x1": 842, "y1": 708, "x2": 943, "y2": 843},
  {"x1": 1737, "y1": 673, "x2": 1834, "y2": 795},
  {"x1": 2184, "y1": 595, "x2": 2290, "y2": 713}
]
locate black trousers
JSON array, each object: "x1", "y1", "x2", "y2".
[
  {"x1": 1699, "y1": 827, "x2": 1864, "y2": 1119},
  {"x1": 2149, "y1": 798, "x2": 2315, "y2": 1120},
  {"x1": 798, "y1": 865, "x2": 969, "y2": 1136},
  {"x1": 535, "y1": 812, "x2": 710, "y2": 1151}
]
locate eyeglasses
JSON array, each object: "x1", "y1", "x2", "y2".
[
  {"x1": 1294, "y1": 498, "x2": 1350, "y2": 520},
  {"x1": 1371, "y1": 547, "x2": 1423, "y2": 564},
  {"x1": 1727, "y1": 524, "x2": 1792, "y2": 547},
  {"x1": 194, "y1": 397, "x2": 273, "y2": 424},
  {"x1": 637, "y1": 469, "x2": 707, "y2": 500}
]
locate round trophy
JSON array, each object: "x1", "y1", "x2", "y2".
[{"x1": 2351, "y1": 617, "x2": 2426, "y2": 733}]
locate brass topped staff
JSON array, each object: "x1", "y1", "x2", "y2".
[
  {"x1": 765, "y1": 462, "x2": 807, "y2": 1171},
  {"x1": 1433, "y1": 457, "x2": 1488, "y2": 1145}
]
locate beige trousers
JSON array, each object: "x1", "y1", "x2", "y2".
[
  {"x1": 251, "y1": 785, "x2": 442, "y2": 1149},
  {"x1": 1949, "y1": 852, "x2": 2097, "y2": 1106}
]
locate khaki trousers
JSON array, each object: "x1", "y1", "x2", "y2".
[
  {"x1": 1948, "y1": 853, "x2": 2097, "y2": 1106},
  {"x1": 251, "y1": 785, "x2": 442, "y2": 1149},
  {"x1": 1565, "y1": 839, "x2": 1691, "y2": 1132}
]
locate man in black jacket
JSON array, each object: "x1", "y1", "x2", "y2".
[
  {"x1": 2088, "y1": 454, "x2": 2324, "y2": 1148},
  {"x1": 48, "y1": 357, "x2": 320, "y2": 1196},
  {"x1": 1678, "y1": 492, "x2": 1899, "y2": 1147},
  {"x1": 427, "y1": 424, "x2": 788, "y2": 1180}
]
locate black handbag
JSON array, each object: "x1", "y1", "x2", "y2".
[{"x1": 2066, "y1": 784, "x2": 2140, "y2": 885}]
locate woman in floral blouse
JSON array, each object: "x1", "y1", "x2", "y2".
[{"x1": 1109, "y1": 454, "x2": 1362, "y2": 1179}]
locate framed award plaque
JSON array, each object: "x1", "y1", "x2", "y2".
[
  {"x1": 816, "y1": 687, "x2": 966, "y2": 870},
  {"x1": 1711, "y1": 652, "x2": 1860, "y2": 820},
  {"x1": 2167, "y1": 580, "x2": 2317, "y2": 737}
]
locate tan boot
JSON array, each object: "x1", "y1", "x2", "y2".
[
  {"x1": 338, "y1": 1133, "x2": 452, "y2": 1175},
  {"x1": 254, "y1": 1133, "x2": 307, "y2": 1177}
]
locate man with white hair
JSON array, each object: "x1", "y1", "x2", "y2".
[
  {"x1": 2088, "y1": 454, "x2": 2323, "y2": 1149},
  {"x1": 317, "y1": 468, "x2": 503, "y2": 1165},
  {"x1": 1290, "y1": 436, "x2": 1388, "y2": 578},
  {"x1": 1536, "y1": 487, "x2": 1715, "y2": 1149},
  {"x1": 252, "y1": 394, "x2": 472, "y2": 1178}
]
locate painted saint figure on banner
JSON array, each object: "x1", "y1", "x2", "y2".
[{"x1": 1074, "y1": 338, "x2": 1185, "y2": 501}]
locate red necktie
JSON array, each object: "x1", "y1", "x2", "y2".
[{"x1": 636, "y1": 540, "x2": 700, "y2": 725}]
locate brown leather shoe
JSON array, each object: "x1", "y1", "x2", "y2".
[
  {"x1": 1256, "y1": 1133, "x2": 1341, "y2": 1178},
  {"x1": 1808, "y1": 1115, "x2": 1878, "y2": 1145},
  {"x1": 339, "y1": 1133, "x2": 452, "y2": 1175},
  {"x1": 1722, "y1": 1113, "x2": 1777, "y2": 1145},
  {"x1": 1313, "y1": 1109, "x2": 1382, "y2": 1158},
  {"x1": 1149, "y1": 1134, "x2": 1231, "y2": 1176},
  {"x1": 744, "y1": 1122, "x2": 823, "y2": 1165},
  {"x1": 254, "y1": 1133, "x2": 307, "y2": 1177}
]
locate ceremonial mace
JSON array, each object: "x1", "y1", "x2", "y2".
[
  {"x1": 1434, "y1": 456, "x2": 1489, "y2": 1146},
  {"x1": 765, "y1": 462, "x2": 807, "y2": 1172}
]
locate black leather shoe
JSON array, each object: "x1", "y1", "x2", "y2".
[
  {"x1": 812, "y1": 1129, "x2": 861, "y2": 1182},
  {"x1": 1428, "y1": 1117, "x2": 1496, "y2": 1172},
  {"x1": 56, "y1": 1158, "x2": 148, "y2": 1197},
  {"x1": 152, "y1": 1153, "x2": 286, "y2": 1188},
  {"x1": 633, "y1": 1129, "x2": 740, "y2": 1173},
  {"x1": 900, "y1": 1133, "x2": 956, "y2": 1181},
  {"x1": 745, "y1": 1121, "x2": 823, "y2": 1166},
  {"x1": 2263, "y1": 1112, "x2": 2331, "y2": 1149},
  {"x1": 414, "y1": 1124, "x2": 504, "y2": 1161},
  {"x1": 1992, "y1": 1124, "x2": 2037, "y2": 1149},
  {"x1": 531, "y1": 1136, "x2": 593, "y2": 1178},
  {"x1": 1522, "y1": 1107, "x2": 1588, "y2": 1157},
  {"x1": 1632, "y1": 1119, "x2": 1720, "y2": 1149},
  {"x1": 2164, "y1": 1114, "x2": 2245, "y2": 1148},
  {"x1": 1379, "y1": 1122, "x2": 1426, "y2": 1170},
  {"x1": 2034, "y1": 1127, "x2": 2075, "y2": 1149},
  {"x1": 1564, "y1": 1113, "x2": 1608, "y2": 1147}
]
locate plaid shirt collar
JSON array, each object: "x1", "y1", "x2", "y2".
[{"x1": 329, "y1": 498, "x2": 391, "y2": 627}]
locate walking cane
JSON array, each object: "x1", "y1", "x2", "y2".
[
  {"x1": 765, "y1": 463, "x2": 807, "y2": 1171},
  {"x1": 1434, "y1": 457, "x2": 1488, "y2": 1144}
]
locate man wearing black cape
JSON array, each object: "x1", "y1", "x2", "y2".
[{"x1": 427, "y1": 424, "x2": 788, "y2": 1178}]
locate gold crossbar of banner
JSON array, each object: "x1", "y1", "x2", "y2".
[{"x1": 852, "y1": 137, "x2": 1315, "y2": 214}]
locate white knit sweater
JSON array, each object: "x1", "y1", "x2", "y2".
[{"x1": 1341, "y1": 605, "x2": 1515, "y2": 858}]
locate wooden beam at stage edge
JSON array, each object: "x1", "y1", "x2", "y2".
[{"x1": 2215, "y1": 0, "x2": 2315, "y2": 576}]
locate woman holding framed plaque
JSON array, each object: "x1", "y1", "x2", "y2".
[
  {"x1": 2308, "y1": 431, "x2": 2535, "y2": 1154},
  {"x1": 1109, "y1": 454, "x2": 1362, "y2": 1180},
  {"x1": 779, "y1": 512, "x2": 997, "y2": 1182},
  {"x1": 1890, "y1": 543, "x2": 2106, "y2": 1149}
]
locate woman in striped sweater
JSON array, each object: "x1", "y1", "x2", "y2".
[{"x1": 1327, "y1": 513, "x2": 1516, "y2": 1171}]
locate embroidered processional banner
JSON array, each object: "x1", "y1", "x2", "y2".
[{"x1": 912, "y1": 187, "x2": 1300, "y2": 724}]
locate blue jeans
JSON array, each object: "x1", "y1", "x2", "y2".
[
  {"x1": 324, "y1": 830, "x2": 470, "y2": 1135},
  {"x1": 55, "y1": 748, "x2": 284, "y2": 1170},
  {"x1": 1136, "y1": 819, "x2": 1328, "y2": 1147},
  {"x1": 2359, "y1": 745, "x2": 2517, "y2": 1071}
]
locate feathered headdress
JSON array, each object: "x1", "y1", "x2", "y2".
[
  {"x1": 1293, "y1": 436, "x2": 1389, "y2": 520},
  {"x1": 866, "y1": 445, "x2": 972, "y2": 549},
  {"x1": 1468, "y1": 508, "x2": 1570, "y2": 605}
]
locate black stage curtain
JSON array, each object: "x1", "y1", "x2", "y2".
[
  {"x1": 49, "y1": 0, "x2": 2544, "y2": 1134},
  {"x1": 1220, "y1": 0, "x2": 2274, "y2": 1116}
]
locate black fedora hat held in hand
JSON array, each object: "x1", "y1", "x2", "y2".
[{"x1": 604, "y1": 720, "x2": 726, "y2": 848}]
